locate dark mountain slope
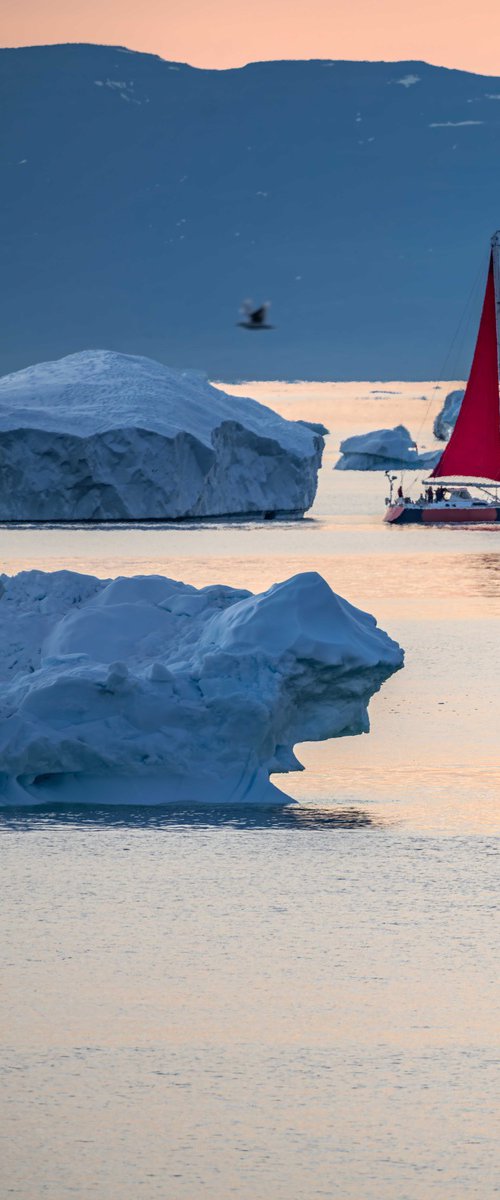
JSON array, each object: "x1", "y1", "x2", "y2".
[{"x1": 2, "y1": 44, "x2": 500, "y2": 378}]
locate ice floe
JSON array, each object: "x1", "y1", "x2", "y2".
[
  {"x1": 0, "y1": 569, "x2": 403, "y2": 806},
  {"x1": 0, "y1": 350, "x2": 324, "y2": 520},
  {"x1": 335, "y1": 425, "x2": 440, "y2": 471},
  {"x1": 433, "y1": 389, "x2": 464, "y2": 440}
]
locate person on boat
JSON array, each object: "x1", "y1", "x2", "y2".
[
  {"x1": 436, "y1": 485, "x2": 445, "y2": 502},
  {"x1": 397, "y1": 484, "x2": 404, "y2": 500},
  {"x1": 426, "y1": 486, "x2": 434, "y2": 503}
]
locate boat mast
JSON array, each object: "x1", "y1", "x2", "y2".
[{"x1": 491, "y1": 230, "x2": 500, "y2": 376}]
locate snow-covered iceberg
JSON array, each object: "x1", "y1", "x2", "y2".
[
  {"x1": 0, "y1": 569, "x2": 403, "y2": 807},
  {"x1": 335, "y1": 424, "x2": 440, "y2": 471},
  {"x1": 0, "y1": 350, "x2": 324, "y2": 520},
  {"x1": 433, "y1": 389, "x2": 464, "y2": 440}
]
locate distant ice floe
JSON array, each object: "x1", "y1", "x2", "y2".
[
  {"x1": 297, "y1": 419, "x2": 330, "y2": 436},
  {"x1": 433, "y1": 389, "x2": 464, "y2": 441},
  {"x1": 335, "y1": 424, "x2": 440, "y2": 471},
  {"x1": 0, "y1": 569, "x2": 404, "y2": 807},
  {"x1": 0, "y1": 350, "x2": 324, "y2": 520}
]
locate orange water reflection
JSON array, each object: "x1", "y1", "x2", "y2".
[
  {"x1": 1, "y1": 382, "x2": 500, "y2": 835},
  {"x1": 2, "y1": 383, "x2": 500, "y2": 1200}
]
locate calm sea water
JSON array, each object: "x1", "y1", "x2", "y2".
[{"x1": 1, "y1": 383, "x2": 499, "y2": 1199}]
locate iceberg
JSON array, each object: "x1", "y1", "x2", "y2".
[
  {"x1": 0, "y1": 350, "x2": 324, "y2": 520},
  {"x1": 0, "y1": 569, "x2": 403, "y2": 806},
  {"x1": 433, "y1": 389, "x2": 464, "y2": 441},
  {"x1": 335, "y1": 424, "x2": 440, "y2": 471}
]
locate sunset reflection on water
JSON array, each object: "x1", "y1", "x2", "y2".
[
  {"x1": 1, "y1": 383, "x2": 500, "y2": 833},
  {"x1": 2, "y1": 384, "x2": 500, "y2": 1200}
]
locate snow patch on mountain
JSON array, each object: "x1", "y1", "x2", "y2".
[
  {"x1": 429, "y1": 120, "x2": 483, "y2": 127},
  {"x1": 393, "y1": 74, "x2": 420, "y2": 87}
]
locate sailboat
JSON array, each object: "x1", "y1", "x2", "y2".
[{"x1": 385, "y1": 231, "x2": 500, "y2": 525}]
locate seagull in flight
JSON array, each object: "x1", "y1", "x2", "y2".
[{"x1": 238, "y1": 300, "x2": 274, "y2": 330}]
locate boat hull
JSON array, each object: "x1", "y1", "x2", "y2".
[{"x1": 385, "y1": 504, "x2": 500, "y2": 525}]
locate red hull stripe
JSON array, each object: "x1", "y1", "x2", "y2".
[
  {"x1": 421, "y1": 507, "x2": 497, "y2": 523},
  {"x1": 384, "y1": 505, "x2": 500, "y2": 524}
]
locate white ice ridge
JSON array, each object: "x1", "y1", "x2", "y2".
[
  {"x1": 0, "y1": 569, "x2": 403, "y2": 807},
  {"x1": 0, "y1": 350, "x2": 324, "y2": 520},
  {"x1": 433, "y1": 389, "x2": 464, "y2": 441},
  {"x1": 335, "y1": 424, "x2": 440, "y2": 471}
]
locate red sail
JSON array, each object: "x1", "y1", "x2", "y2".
[{"x1": 431, "y1": 255, "x2": 500, "y2": 481}]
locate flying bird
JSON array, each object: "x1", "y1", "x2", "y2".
[{"x1": 238, "y1": 300, "x2": 274, "y2": 330}]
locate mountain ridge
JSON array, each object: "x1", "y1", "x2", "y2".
[{"x1": 2, "y1": 43, "x2": 494, "y2": 76}]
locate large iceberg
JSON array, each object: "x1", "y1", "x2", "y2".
[
  {"x1": 0, "y1": 569, "x2": 403, "y2": 806},
  {"x1": 335, "y1": 424, "x2": 440, "y2": 471},
  {"x1": 433, "y1": 389, "x2": 464, "y2": 440},
  {"x1": 0, "y1": 350, "x2": 324, "y2": 520}
]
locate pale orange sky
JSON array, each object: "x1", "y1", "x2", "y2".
[{"x1": 2, "y1": 0, "x2": 500, "y2": 74}]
